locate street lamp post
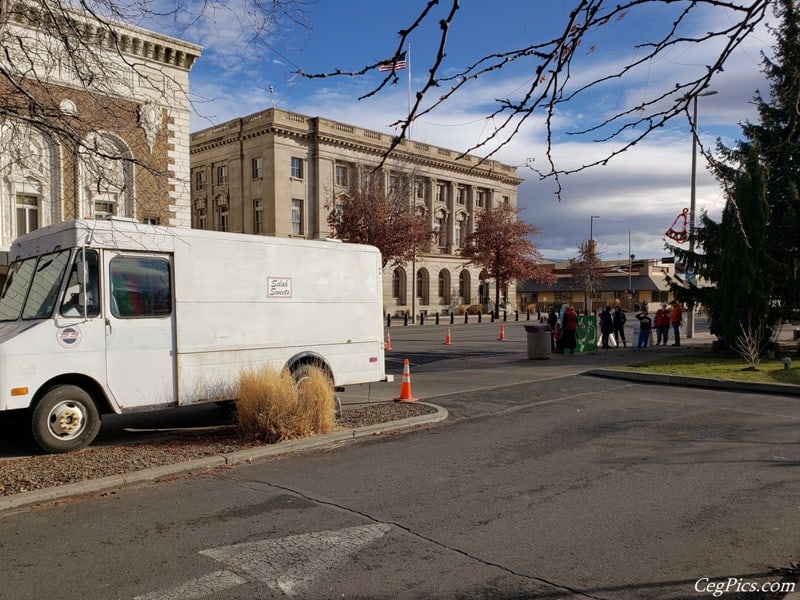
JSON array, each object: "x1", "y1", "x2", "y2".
[
  {"x1": 411, "y1": 253, "x2": 416, "y2": 324},
  {"x1": 628, "y1": 229, "x2": 632, "y2": 309},
  {"x1": 589, "y1": 215, "x2": 600, "y2": 253},
  {"x1": 687, "y1": 90, "x2": 717, "y2": 338},
  {"x1": 586, "y1": 215, "x2": 599, "y2": 313}
]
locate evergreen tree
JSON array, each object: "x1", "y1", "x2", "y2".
[
  {"x1": 669, "y1": 0, "x2": 799, "y2": 343},
  {"x1": 738, "y1": 0, "x2": 800, "y2": 319},
  {"x1": 716, "y1": 148, "x2": 776, "y2": 344},
  {"x1": 669, "y1": 211, "x2": 721, "y2": 319}
]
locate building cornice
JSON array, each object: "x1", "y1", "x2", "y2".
[
  {"x1": 191, "y1": 108, "x2": 523, "y2": 186},
  {"x1": 8, "y1": 0, "x2": 201, "y2": 71}
]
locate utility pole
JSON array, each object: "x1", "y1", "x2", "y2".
[
  {"x1": 628, "y1": 229, "x2": 632, "y2": 309},
  {"x1": 586, "y1": 215, "x2": 599, "y2": 313},
  {"x1": 687, "y1": 90, "x2": 717, "y2": 338}
]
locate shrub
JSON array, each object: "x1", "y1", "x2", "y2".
[
  {"x1": 467, "y1": 304, "x2": 482, "y2": 315},
  {"x1": 457, "y1": 304, "x2": 467, "y2": 315},
  {"x1": 236, "y1": 365, "x2": 336, "y2": 443},
  {"x1": 732, "y1": 323, "x2": 771, "y2": 370},
  {"x1": 526, "y1": 303, "x2": 537, "y2": 313}
]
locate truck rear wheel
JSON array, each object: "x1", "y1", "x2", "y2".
[
  {"x1": 32, "y1": 385, "x2": 101, "y2": 453},
  {"x1": 290, "y1": 362, "x2": 335, "y2": 392},
  {"x1": 290, "y1": 363, "x2": 340, "y2": 418}
]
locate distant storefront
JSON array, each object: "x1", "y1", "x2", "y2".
[{"x1": 518, "y1": 259, "x2": 675, "y2": 313}]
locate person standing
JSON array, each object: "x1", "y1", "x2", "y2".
[
  {"x1": 654, "y1": 303, "x2": 671, "y2": 346},
  {"x1": 670, "y1": 301, "x2": 684, "y2": 346},
  {"x1": 612, "y1": 305, "x2": 627, "y2": 347},
  {"x1": 599, "y1": 305, "x2": 614, "y2": 349},
  {"x1": 547, "y1": 308, "x2": 558, "y2": 351},
  {"x1": 561, "y1": 305, "x2": 578, "y2": 355},
  {"x1": 635, "y1": 308, "x2": 653, "y2": 349}
]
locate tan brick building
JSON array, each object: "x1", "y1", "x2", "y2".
[
  {"x1": 190, "y1": 108, "x2": 524, "y2": 316},
  {"x1": 0, "y1": 2, "x2": 201, "y2": 264}
]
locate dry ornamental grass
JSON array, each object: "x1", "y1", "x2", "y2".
[{"x1": 236, "y1": 366, "x2": 336, "y2": 443}]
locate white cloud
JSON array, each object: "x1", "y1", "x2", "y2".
[{"x1": 517, "y1": 132, "x2": 725, "y2": 258}]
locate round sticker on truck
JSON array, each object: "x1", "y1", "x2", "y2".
[{"x1": 57, "y1": 326, "x2": 82, "y2": 348}]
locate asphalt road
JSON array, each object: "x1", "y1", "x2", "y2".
[
  {"x1": 1, "y1": 321, "x2": 798, "y2": 599},
  {"x1": 0, "y1": 317, "x2": 705, "y2": 457}
]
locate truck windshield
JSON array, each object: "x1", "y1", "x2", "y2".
[{"x1": 0, "y1": 250, "x2": 71, "y2": 321}]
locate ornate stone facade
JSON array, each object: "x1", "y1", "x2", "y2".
[
  {"x1": 0, "y1": 1, "x2": 200, "y2": 266},
  {"x1": 190, "y1": 108, "x2": 524, "y2": 315}
]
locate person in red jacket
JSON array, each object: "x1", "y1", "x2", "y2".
[
  {"x1": 654, "y1": 303, "x2": 671, "y2": 346},
  {"x1": 670, "y1": 301, "x2": 684, "y2": 346},
  {"x1": 561, "y1": 305, "x2": 578, "y2": 354}
]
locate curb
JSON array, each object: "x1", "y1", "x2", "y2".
[
  {"x1": 586, "y1": 369, "x2": 800, "y2": 397},
  {"x1": 0, "y1": 402, "x2": 448, "y2": 514}
]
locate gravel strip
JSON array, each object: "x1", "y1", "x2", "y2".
[{"x1": 0, "y1": 402, "x2": 437, "y2": 497}]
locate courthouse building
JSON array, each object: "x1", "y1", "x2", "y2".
[
  {"x1": 0, "y1": 1, "x2": 201, "y2": 266},
  {"x1": 189, "y1": 108, "x2": 524, "y2": 316}
]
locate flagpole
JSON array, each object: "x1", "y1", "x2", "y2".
[{"x1": 407, "y1": 43, "x2": 412, "y2": 139}]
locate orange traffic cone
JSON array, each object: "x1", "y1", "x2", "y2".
[
  {"x1": 498, "y1": 324, "x2": 506, "y2": 341},
  {"x1": 394, "y1": 358, "x2": 419, "y2": 402},
  {"x1": 385, "y1": 330, "x2": 393, "y2": 351},
  {"x1": 443, "y1": 327, "x2": 452, "y2": 345}
]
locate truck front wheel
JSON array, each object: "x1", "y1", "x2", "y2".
[{"x1": 32, "y1": 385, "x2": 101, "y2": 453}]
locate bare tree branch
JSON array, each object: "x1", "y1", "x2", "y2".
[{"x1": 299, "y1": 1, "x2": 772, "y2": 196}]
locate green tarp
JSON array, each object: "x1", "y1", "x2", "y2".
[{"x1": 576, "y1": 315, "x2": 597, "y2": 353}]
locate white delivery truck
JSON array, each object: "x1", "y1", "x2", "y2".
[{"x1": 0, "y1": 218, "x2": 388, "y2": 453}]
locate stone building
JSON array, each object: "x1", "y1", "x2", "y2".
[
  {"x1": 189, "y1": 108, "x2": 524, "y2": 316},
  {"x1": 0, "y1": 2, "x2": 201, "y2": 265}
]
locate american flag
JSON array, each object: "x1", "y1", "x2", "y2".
[{"x1": 379, "y1": 51, "x2": 407, "y2": 72}]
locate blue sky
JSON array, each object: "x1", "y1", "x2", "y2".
[{"x1": 159, "y1": 1, "x2": 776, "y2": 262}]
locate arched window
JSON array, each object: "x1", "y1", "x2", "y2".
[
  {"x1": 479, "y1": 270, "x2": 490, "y2": 304},
  {"x1": 459, "y1": 270, "x2": 471, "y2": 303},
  {"x1": 416, "y1": 268, "x2": 430, "y2": 305},
  {"x1": 79, "y1": 132, "x2": 134, "y2": 220},
  {"x1": 438, "y1": 269, "x2": 451, "y2": 305},
  {"x1": 0, "y1": 122, "x2": 61, "y2": 247},
  {"x1": 392, "y1": 267, "x2": 408, "y2": 306},
  {"x1": 392, "y1": 267, "x2": 406, "y2": 305}
]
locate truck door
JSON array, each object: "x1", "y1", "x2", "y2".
[{"x1": 104, "y1": 252, "x2": 176, "y2": 409}]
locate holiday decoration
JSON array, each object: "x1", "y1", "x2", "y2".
[{"x1": 665, "y1": 208, "x2": 690, "y2": 243}]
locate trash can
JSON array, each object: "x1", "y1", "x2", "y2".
[{"x1": 524, "y1": 323, "x2": 552, "y2": 360}]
